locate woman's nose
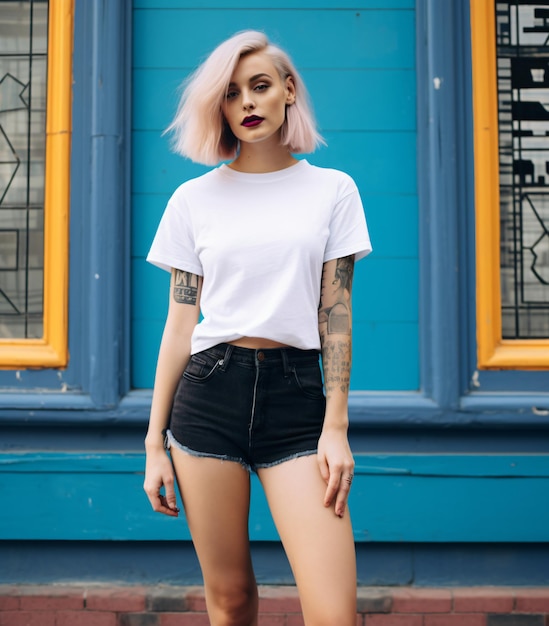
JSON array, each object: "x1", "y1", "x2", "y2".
[{"x1": 242, "y1": 92, "x2": 255, "y2": 110}]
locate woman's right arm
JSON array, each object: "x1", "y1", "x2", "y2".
[{"x1": 143, "y1": 268, "x2": 202, "y2": 516}]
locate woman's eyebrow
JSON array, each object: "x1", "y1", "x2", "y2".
[
  {"x1": 249, "y1": 73, "x2": 272, "y2": 81},
  {"x1": 228, "y1": 73, "x2": 273, "y2": 87}
]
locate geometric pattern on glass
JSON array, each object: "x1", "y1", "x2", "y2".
[
  {"x1": 496, "y1": 1, "x2": 549, "y2": 339},
  {"x1": 0, "y1": 1, "x2": 48, "y2": 339}
]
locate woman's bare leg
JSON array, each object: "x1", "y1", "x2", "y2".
[
  {"x1": 258, "y1": 454, "x2": 356, "y2": 626},
  {"x1": 170, "y1": 445, "x2": 258, "y2": 626}
]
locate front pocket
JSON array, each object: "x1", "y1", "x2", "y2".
[
  {"x1": 291, "y1": 363, "x2": 325, "y2": 399},
  {"x1": 183, "y1": 355, "x2": 224, "y2": 382}
]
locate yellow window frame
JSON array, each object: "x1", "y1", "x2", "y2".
[
  {"x1": 0, "y1": 0, "x2": 73, "y2": 369},
  {"x1": 470, "y1": 0, "x2": 549, "y2": 369}
]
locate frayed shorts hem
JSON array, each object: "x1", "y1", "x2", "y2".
[
  {"x1": 166, "y1": 429, "x2": 252, "y2": 471},
  {"x1": 254, "y1": 449, "x2": 318, "y2": 470},
  {"x1": 166, "y1": 429, "x2": 317, "y2": 474}
]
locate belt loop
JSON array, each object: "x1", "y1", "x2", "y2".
[
  {"x1": 220, "y1": 344, "x2": 234, "y2": 371},
  {"x1": 281, "y1": 349, "x2": 291, "y2": 378}
]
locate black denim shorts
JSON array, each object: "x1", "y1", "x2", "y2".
[{"x1": 167, "y1": 343, "x2": 326, "y2": 472}]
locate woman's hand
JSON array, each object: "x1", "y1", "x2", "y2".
[
  {"x1": 317, "y1": 424, "x2": 355, "y2": 518},
  {"x1": 143, "y1": 445, "x2": 180, "y2": 517}
]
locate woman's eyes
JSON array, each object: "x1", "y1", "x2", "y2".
[{"x1": 224, "y1": 83, "x2": 270, "y2": 100}]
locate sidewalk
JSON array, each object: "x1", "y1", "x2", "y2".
[{"x1": 1, "y1": 584, "x2": 549, "y2": 625}]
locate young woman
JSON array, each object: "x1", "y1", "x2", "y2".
[{"x1": 144, "y1": 30, "x2": 371, "y2": 626}]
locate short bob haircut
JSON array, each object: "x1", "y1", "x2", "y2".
[{"x1": 165, "y1": 31, "x2": 324, "y2": 165}]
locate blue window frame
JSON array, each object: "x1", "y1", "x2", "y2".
[{"x1": 0, "y1": 0, "x2": 132, "y2": 411}]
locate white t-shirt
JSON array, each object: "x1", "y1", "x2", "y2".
[{"x1": 147, "y1": 159, "x2": 372, "y2": 353}]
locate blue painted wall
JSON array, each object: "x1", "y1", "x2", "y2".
[
  {"x1": 1, "y1": 0, "x2": 548, "y2": 588},
  {"x1": 130, "y1": 1, "x2": 419, "y2": 390},
  {"x1": 2, "y1": 452, "x2": 548, "y2": 543}
]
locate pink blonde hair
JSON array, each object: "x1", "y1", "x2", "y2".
[{"x1": 165, "y1": 31, "x2": 324, "y2": 165}]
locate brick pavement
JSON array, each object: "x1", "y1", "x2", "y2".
[{"x1": 0, "y1": 585, "x2": 548, "y2": 625}]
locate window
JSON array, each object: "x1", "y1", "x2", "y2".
[
  {"x1": 471, "y1": 0, "x2": 549, "y2": 368},
  {"x1": 0, "y1": 0, "x2": 72, "y2": 368}
]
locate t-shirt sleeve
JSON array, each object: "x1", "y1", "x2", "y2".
[
  {"x1": 323, "y1": 177, "x2": 372, "y2": 263},
  {"x1": 146, "y1": 191, "x2": 203, "y2": 275}
]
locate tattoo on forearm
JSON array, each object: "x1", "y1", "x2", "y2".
[
  {"x1": 173, "y1": 269, "x2": 198, "y2": 305},
  {"x1": 322, "y1": 338, "x2": 352, "y2": 398}
]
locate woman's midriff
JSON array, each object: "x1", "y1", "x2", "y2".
[{"x1": 228, "y1": 337, "x2": 290, "y2": 349}]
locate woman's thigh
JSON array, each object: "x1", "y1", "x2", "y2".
[
  {"x1": 258, "y1": 454, "x2": 357, "y2": 626},
  {"x1": 170, "y1": 446, "x2": 256, "y2": 597}
]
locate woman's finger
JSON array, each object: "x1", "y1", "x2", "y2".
[
  {"x1": 317, "y1": 453, "x2": 330, "y2": 485},
  {"x1": 158, "y1": 493, "x2": 180, "y2": 516},
  {"x1": 163, "y1": 473, "x2": 179, "y2": 512},
  {"x1": 323, "y1": 463, "x2": 343, "y2": 508},
  {"x1": 334, "y1": 472, "x2": 353, "y2": 518}
]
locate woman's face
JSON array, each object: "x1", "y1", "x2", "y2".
[{"x1": 221, "y1": 51, "x2": 295, "y2": 147}]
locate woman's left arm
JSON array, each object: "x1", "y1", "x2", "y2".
[{"x1": 317, "y1": 255, "x2": 356, "y2": 518}]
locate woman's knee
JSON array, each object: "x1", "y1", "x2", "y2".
[{"x1": 206, "y1": 577, "x2": 258, "y2": 625}]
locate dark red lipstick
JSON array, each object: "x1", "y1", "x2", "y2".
[{"x1": 242, "y1": 115, "x2": 264, "y2": 127}]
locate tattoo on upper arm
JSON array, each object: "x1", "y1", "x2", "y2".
[
  {"x1": 318, "y1": 255, "x2": 355, "y2": 336},
  {"x1": 327, "y1": 303, "x2": 350, "y2": 334},
  {"x1": 333, "y1": 255, "x2": 355, "y2": 291},
  {"x1": 173, "y1": 269, "x2": 199, "y2": 305}
]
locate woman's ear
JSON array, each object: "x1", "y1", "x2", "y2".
[{"x1": 285, "y1": 76, "x2": 296, "y2": 105}]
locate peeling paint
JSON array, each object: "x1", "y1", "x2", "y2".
[
  {"x1": 433, "y1": 76, "x2": 442, "y2": 90},
  {"x1": 471, "y1": 370, "x2": 480, "y2": 388},
  {"x1": 532, "y1": 406, "x2": 549, "y2": 416}
]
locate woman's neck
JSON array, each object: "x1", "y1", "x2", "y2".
[{"x1": 228, "y1": 141, "x2": 298, "y2": 174}]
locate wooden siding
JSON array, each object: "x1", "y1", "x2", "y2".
[
  {"x1": 1, "y1": 452, "x2": 548, "y2": 542},
  {"x1": 130, "y1": 2, "x2": 419, "y2": 390}
]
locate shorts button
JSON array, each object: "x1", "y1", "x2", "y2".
[{"x1": 257, "y1": 351, "x2": 265, "y2": 361}]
